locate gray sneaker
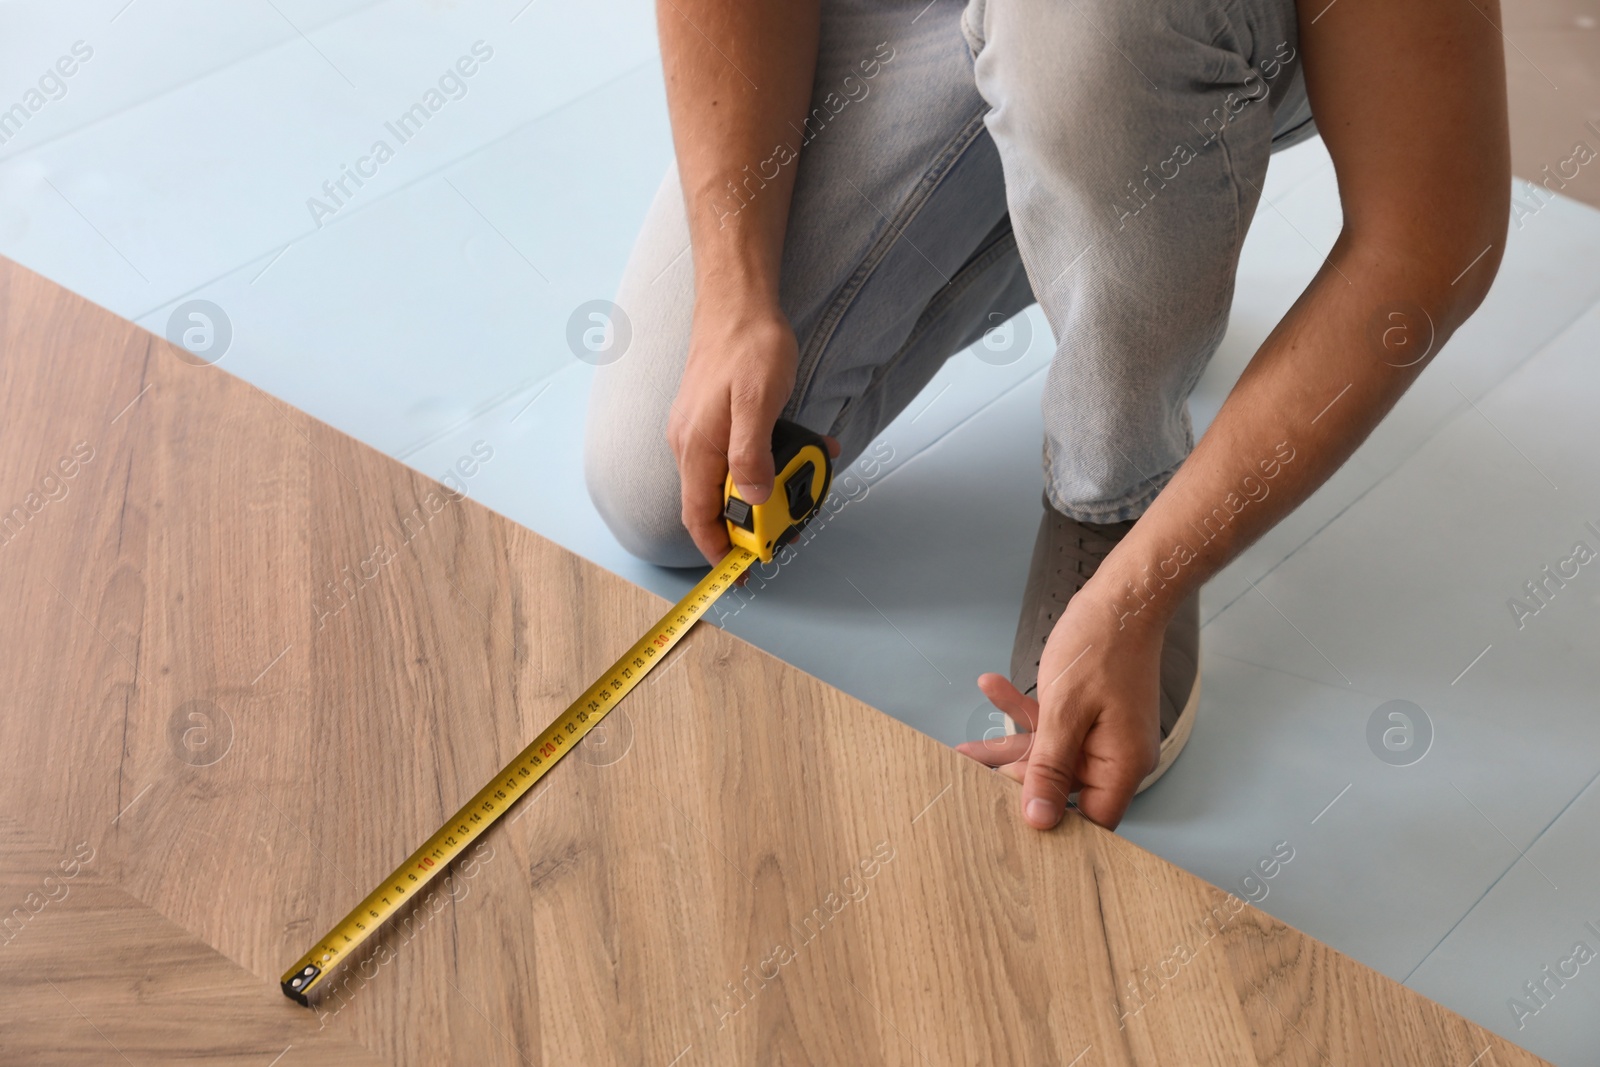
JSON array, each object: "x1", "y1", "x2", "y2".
[{"x1": 1007, "y1": 496, "x2": 1200, "y2": 793}]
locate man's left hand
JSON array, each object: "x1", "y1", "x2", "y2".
[{"x1": 955, "y1": 589, "x2": 1165, "y2": 830}]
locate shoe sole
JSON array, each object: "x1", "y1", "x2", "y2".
[
  {"x1": 1001, "y1": 671, "x2": 1200, "y2": 796},
  {"x1": 1136, "y1": 671, "x2": 1199, "y2": 795}
]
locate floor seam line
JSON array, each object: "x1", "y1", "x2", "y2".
[
  {"x1": 0, "y1": 0, "x2": 393, "y2": 166},
  {"x1": 122, "y1": 56, "x2": 657, "y2": 324},
  {"x1": 1402, "y1": 760, "x2": 1600, "y2": 986},
  {"x1": 1204, "y1": 284, "x2": 1600, "y2": 626},
  {"x1": 872, "y1": 363, "x2": 1050, "y2": 490}
]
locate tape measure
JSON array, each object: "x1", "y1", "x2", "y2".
[{"x1": 282, "y1": 419, "x2": 833, "y2": 1003}]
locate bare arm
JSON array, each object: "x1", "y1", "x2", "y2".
[
  {"x1": 962, "y1": 0, "x2": 1511, "y2": 829},
  {"x1": 657, "y1": 0, "x2": 828, "y2": 563}
]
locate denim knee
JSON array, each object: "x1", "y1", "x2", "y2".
[{"x1": 583, "y1": 421, "x2": 703, "y2": 570}]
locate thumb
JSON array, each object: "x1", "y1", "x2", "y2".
[
  {"x1": 1019, "y1": 699, "x2": 1092, "y2": 830},
  {"x1": 726, "y1": 389, "x2": 782, "y2": 504}
]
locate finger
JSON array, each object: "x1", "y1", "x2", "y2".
[
  {"x1": 726, "y1": 385, "x2": 783, "y2": 504},
  {"x1": 1073, "y1": 773, "x2": 1140, "y2": 830},
  {"x1": 955, "y1": 732, "x2": 1033, "y2": 767},
  {"x1": 1019, "y1": 698, "x2": 1094, "y2": 830},
  {"x1": 1071, "y1": 726, "x2": 1153, "y2": 831},
  {"x1": 678, "y1": 431, "x2": 733, "y2": 565},
  {"x1": 823, "y1": 434, "x2": 842, "y2": 459},
  {"x1": 1000, "y1": 758, "x2": 1072, "y2": 793},
  {"x1": 976, "y1": 672, "x2": 1040, "y2": 733}
]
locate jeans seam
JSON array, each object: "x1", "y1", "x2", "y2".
[
  {"x1": 832, "y1": 221, "x2": 1020, "y2": 437},
  {"x1": 788, "y1": 107, "x2": 994, "y2": 419}
]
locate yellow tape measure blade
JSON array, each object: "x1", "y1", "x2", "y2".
[{"x1": 280, "y1": 546, "x2": 756, "y2": 1003}]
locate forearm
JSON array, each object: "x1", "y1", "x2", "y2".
[
  {"x1": 656, "y1": 0, "x2": 821, "y2": 307},
  {"x1": 1087, "y1": 231, "x2": 1500, "y2": 632}
]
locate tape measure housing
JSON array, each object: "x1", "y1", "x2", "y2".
[{"x1": 723, "y1": 421, "x2": 833, "y2": 562}]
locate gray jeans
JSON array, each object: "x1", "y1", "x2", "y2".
[{"x1": 586, "y1": 0, "x2": 1318, "y2": 567}]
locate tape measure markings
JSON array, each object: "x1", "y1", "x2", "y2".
[{"x1": 281, "y1": 544, "x2": 757, "y2": 1003}]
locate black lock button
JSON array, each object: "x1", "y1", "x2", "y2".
[
  {"x1": 783, "y1": 461, "x2": 816, "y2": 522},
  {"x1": 722, "y1": 496, "x2": 754, "y2": 531}
]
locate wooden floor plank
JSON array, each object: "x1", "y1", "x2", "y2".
[{"x1": 0, "y1": 818, "x2": 386, "y2": 1066}]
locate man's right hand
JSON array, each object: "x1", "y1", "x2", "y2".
[
  {"x1": 667, "y1": 299, "x2": 800, "y2": 565},
  {"x1": 652, "y1": 0, "x2": 824, "y2": 563}
]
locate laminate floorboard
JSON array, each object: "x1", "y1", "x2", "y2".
[
  {"x1": 0, "y1": 817, "x2": 385, "y2": 1066},
  {"x1": 0, "y1": 254, "x2": 1546, "y2": 1064}
]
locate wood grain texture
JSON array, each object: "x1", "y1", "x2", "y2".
[
  {"x1": 0, "y1": 817, "x2": 384, "y2": 1066},
  {"x1": 0, "y1": 254, "x2": 1547, "y2": 1065}
]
